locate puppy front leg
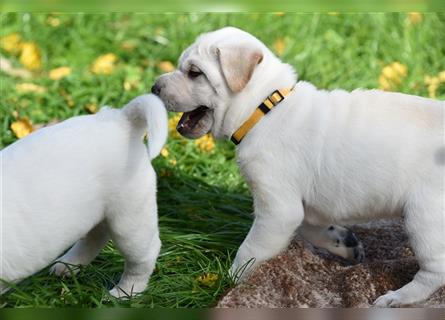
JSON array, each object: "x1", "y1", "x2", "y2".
[
  {"x1": 51, "y1": 221, "x2": 109, "y2": 276},
  {"x1": 230, "y1": 196, "x2": 304, "y2": 282}
]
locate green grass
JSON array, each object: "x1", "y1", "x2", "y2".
[{"x1": 1, "y1": 13, "x2": 444, "y2": 308}]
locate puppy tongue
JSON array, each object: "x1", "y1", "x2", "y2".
[{"x1": 177, "y1": 106, "x2": 208, "y2": 132}]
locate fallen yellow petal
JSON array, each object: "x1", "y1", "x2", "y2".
[
  {"x1": 11, "y1": 118, "x2": 33, "y2": 138},
  {"x1": 428, "y1": 84, "x2": 438, "y2": 99},
  {"x1": 20, "y1": 42, "x2": 42, "y2": 71},
  {"x1": 161, "y1": 147, "x2": 169, "y2": 157},
  {"x1": 85, "y1": 103, "x2": 98, "y2": 114},
  {"x1": 392, "y1": 62, "x2": 407, "y2": 77},
  {"x1": 16, "y1": 83, "x2": 46, "y2": 94},
  {"x1": 168, "y1": 114, "x2": 183, "y2": 139},
  {"x1": 196, "y1": 273, "x2": 219, "y2": 287},
  {"x1": 49, "y1": 66, "x2": 71, "y2": 80},
  {"x1": 195, "y1": 134, "x2": 215, "y2": 152},
  {"x1": 425, "y1": 76, "x2": 440, "y2": 86},
  {"x1": 157, "y1": 61, "x2": 175, "y2": 73},
  {"x1": 121, "y1": 40, "x2": 137, "y2": 52},
  {"x1": 382, "y1": 65, "x2": 397, "y2": 81},
  {"x1": 123, "y1": 79, "x2": 140, "y2": 91},
  {"x1": 273, "y1": 38, "x2": 286, "y2": 56},
  {"x1": 407, "y1": 12, "x2": 422, "y2": 25},
  {"x1": 0, "y1": 55, "x2": 32, "y2": 79},
  {"x1": 47, "y1": 16, "x2": 61, "y2": 27},
  {"x1": 379, "y1": 75, "x2": 391, "y2": 91},
  {"x1": 91, "y1": 53, "x2": 118, "y2": 75},
  {"x1": 0, "y1": 33, "x2": 23, "y2": 55}
]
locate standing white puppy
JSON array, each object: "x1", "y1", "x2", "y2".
[
  {"x1": 152, "y1": 27, "x2": 445, "y2": 307},
  {"x1": 1, "y1": 94, "x2": 167, "y2": 298}
]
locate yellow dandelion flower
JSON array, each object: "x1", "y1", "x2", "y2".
[
  {"x1": 160, "y1": 147, "x2": 169, "y2": 157},
  {"x1": 49, "y1": 66, "x2": 71, "y2": 80},
  {"x1": 16, "y1": 83, "x2": 46, "y2": 94},
  {"x1": 273, "y1": 38, "x2": 286, "y2": 56},
  {"x1": 20, "y1": 42, "x2": 42, "y2": 71},
  {"x1": 196, "y1": 273, "x2": 219, "y2": 288},
  {"x1": 438, "y1": 71, "x2": 445, "y2": 82},
  {"x1": 85, "y1": 103, "x2": 97, "y2": 114},
  {"x1": 157, "y1": 61, "x2": 175, "y2": 73},
  {"x1": 0, "y1": 33, "x2": 23, "y2": 55},
  {"x1": 407, "y1": 12, "x2": 422, "y2": 25},
  {"x1": 91, "y1": 53, "x2": 118, "y2": 75},
  {"x1": 194, "y1": 134, "x2": 215, "y2": 152},
  {"x1": 169, "y1": 158, "x2": 177, "y2": 166},
  {"x1": 10, "y1": 118, "x2": 33, "y2": 138}
]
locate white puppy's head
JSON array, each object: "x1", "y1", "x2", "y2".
[{"x1": 152, "y1": 27, "x2": 296, "y2": 140}]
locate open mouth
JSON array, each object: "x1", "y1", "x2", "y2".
[{"x1": 177, "y1": 106, "x2": 214, "y2": 139}]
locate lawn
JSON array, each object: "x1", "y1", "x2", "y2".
[{"x1": 0, "y1": 13, "x2": 444, "y2": 308}]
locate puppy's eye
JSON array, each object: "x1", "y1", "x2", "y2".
[{"x1": 188, "y1": 69, "x2": 202, "y2": 79}]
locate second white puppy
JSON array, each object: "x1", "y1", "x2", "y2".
[{"x1": 0, "y1": 94, "x2": 167, "y2": 298}]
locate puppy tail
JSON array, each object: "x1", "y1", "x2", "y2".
[{"x1": 123, "y1": 94, "x2": 168, "y2": 160}]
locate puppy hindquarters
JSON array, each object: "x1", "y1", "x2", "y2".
[
  {"x1": 374, "y1": 184, "x2": 445, "y2": 307},
  {"x1": 298, "y1": 221, "x2": 365, "y2": 263},
  {"x1": 50, "y1": 221, "x2": 110, "y2": 276}
]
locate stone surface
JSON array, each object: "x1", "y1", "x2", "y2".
[{"x1": 218, "y1": 219, "x2": 445, "y2": 308}]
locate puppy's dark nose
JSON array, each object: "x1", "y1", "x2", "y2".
[{"x1": 151, "y1": 83, "x2": 161, "y2": 95}]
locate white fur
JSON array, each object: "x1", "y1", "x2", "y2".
[
  {"x1": 157, "y1": 27, "x2": 445, "y2": 307},
  {"x1": 0, "y1": 94, "x2": 167, "y2": 298}
]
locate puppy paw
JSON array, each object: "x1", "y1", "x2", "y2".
[
  {"x1": 229, "y1": 258, "x2": 256, "y2": 283},
  {"x1": 351, "y1": 242, "x2": 365, "y2": 263},
  {"x1": 108, "y1": 287, "x2": 129, "y2": 299},
  {"x1": 108, "y1": 284, "x2": 146, "y2": 299},
  {"x1": 50, "y1": 262, "x2": 80, "y2": 277},
  {"x1": 327, "y1": 226, "x2": 365, "y2": 263},
  {"x1": 373, "y1": 290, "x2": 403, "y2": 307}
]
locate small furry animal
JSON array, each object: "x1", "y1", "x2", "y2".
[
  {"x1": 1, "y1": 94, "x2": 167, "y2": 298},
  {"x1": 152, "y1": 27, "x2": 445, "y2": 307}
]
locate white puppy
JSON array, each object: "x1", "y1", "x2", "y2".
[
  {"x1": 0, "y1": 94, "x2": 167, "y2": 298},
  {"x1": 152, "y1": 27, "x2": 445, "y2": 307}
]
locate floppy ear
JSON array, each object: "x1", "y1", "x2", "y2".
[{"x1": 217, "y1": 45, "x2": 263, "y2": 93}]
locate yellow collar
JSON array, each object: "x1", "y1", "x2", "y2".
[{"x1": 231, "y1": 87, "x2": 294, "y2": 145}]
